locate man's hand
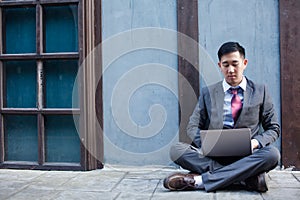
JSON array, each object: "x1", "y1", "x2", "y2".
[{"x1": 251, "y1": 139, "x2": 259, "y2": 150}]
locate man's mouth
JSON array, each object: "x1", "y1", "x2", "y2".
[{"x1": 228, "y1": 75, "x2": 236, "y2": 78}]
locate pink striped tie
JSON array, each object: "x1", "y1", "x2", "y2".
[{"x1": 231, "y1": 88, "x2": 242, "y2": 123}]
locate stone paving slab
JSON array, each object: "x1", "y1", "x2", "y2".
[
  {"x1": 0, "y1": 169, "x2": 46, "y2": 181},
  {"x1": 58, "y1": 170, "x2": 126, "y2": 192},
  {"x1": 115, "y1": 192, "x2": 154, "y2": 200},
  {"x1": 53, "y1": 191, "x2": 119, "y2": 200},
  {"x1": 0, "y1": 167, "x2": 299, "y2": 200},
  {"x1": 215, "y1": 190, "x2": 263, "y2": 200},
  {"x1": 262, "y1": 188, "x2": 300, "y2": 200},
  {"x1": 5, "y1": 188, "x2": 60, "y2": 200},
  {"x1": 261, "y1": 171, "x2": 300, "y2": 200},
  {"x1": 268, "y1": 170, "x2": 300, "y2": 189},
  {"x1": 152, "y1": 190, "x2": 215, "y2": 200},
  {"x1": 113, "y1": 178, "x2": 159, "y2": 193},
  {"x1": 26, "y1": 171, "x2": 80, "y2": 191}
]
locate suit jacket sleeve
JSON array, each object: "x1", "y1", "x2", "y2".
[
  {"x1": 186, "y1": 87, "x2": 210, "y2": 148},
  {"x1": 253, "y1": 85, "x2": 280, "y2": 147}
]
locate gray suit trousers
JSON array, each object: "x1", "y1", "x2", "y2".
[{"x1": 170, "y1": 142, "x2": 280, "y2": 192}]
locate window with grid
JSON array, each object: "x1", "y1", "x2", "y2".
[{"x1": 0, "y1": 0, "x2": 81, "y2": 169}]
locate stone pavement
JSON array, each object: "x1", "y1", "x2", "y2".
[{"x1": 0, "y1": 165, "x2": 300, "y2": 200}]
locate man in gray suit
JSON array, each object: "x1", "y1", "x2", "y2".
[{"x1": 163, "y1": 42, "x2": 280, "y2": 192}]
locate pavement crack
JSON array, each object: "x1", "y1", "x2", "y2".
[
  {"x1": 113, "y1": 192, "x2": 121, "y2": 200},
  {"x1": 292, "y1": 173, "x2": 300, "y2": 182},
  {"x1": 260, "y1": 193, "x2": 266, "y2": 200},
  {"x1": 110, "y1": 171, "x2": 129, "y2": 192},
  {"x1": 150, "y1": 179, "x2": 161, "y2": 200}
]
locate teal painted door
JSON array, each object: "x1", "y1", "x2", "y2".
[{"x1": 0, "y1": 2, "x2": 81, "y2": 169}]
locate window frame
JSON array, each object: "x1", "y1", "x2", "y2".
[{"x1": 0, "y1": 0, "x2": 98, "y2": 170}]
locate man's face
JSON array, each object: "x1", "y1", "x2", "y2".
[{"x1": 218, "y1": 51, "x2": 248, "y2": 86}]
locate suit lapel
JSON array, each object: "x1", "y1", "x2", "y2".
[
  {"x1": 236, "y1": 82, "x2": 253, "y2": 126},
  {"x1": 211, "y1": 83, "x2": 224, "y2": 129}
]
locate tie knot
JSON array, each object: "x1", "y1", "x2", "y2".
[{"x1": 230, "y1": 88, "x2": 239, "y2": 95}]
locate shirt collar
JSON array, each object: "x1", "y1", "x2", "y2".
[{"x1": 222, "y1": 76, "x2": 247, "y2": 92}]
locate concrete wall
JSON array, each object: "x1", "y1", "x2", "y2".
[
  {"x1": 101, "y1": 0, "x2": 178, "y2": 165},
  {"x1": 198, "y1": 0, "x2": 281, "y2": 149}
]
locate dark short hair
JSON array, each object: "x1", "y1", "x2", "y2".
[{"x1": 217, "y1": 42, "x2": 245, "y2": 61}]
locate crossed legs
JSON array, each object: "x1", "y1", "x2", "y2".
[{"x1": 169, "y1": 142, "x2": 280, "y2": 192}]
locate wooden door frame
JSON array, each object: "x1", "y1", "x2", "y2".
[
  {"x1": 177, "y1": 0, "x2": 200, "y2": 144},
  {"x1": 280, "y1": 0, "x2": 300, "y2": 170},
  {"x1": 80, "y1": 0, "x2": 103, "y2": 170}
]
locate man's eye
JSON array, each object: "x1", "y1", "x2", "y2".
[{"x1": 232, "y1": 62, "x2": 239, "y2": 67}]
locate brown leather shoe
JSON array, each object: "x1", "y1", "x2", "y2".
[
  {"x1": 245, "y1": 173, "x2": 268, "y2": 193},
  {"x1": 163, "y1": 173, "x2": 198, "y2": 191}
]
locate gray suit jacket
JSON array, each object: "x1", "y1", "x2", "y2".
[{"x1": 187, "y1": 77, "x2": 280, "y2": 148}]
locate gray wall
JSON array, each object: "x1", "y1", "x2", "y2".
[{"x1": 102, "y1": 0, "x2": 178, "y2": 165}]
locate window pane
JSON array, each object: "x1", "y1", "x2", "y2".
[
  {"x1": 3, "y1": 7, "x2": 36, "y2": 53},
  {"x1": 45, "y1": 115, "x2": 80, "y2": 163},
  {"x1": 44, "y1": 5, "x2": 78, "y2": 53},
  {"x1": 44, "y1": 60, "x2": 78, "y2": 108},
  {"x1": 5, "y1": 115, "x2": 38, "y2": 162},
  {"x1": 5, "y1": 61, "x2": 37, "y2": 108}
]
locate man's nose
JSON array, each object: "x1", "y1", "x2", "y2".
[{"x1": 228, "y1": 66, "x2": 235, "y2": 73}]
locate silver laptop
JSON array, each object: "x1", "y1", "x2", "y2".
[{"x1": 200, "y1": 128, "x2": 252, "y2": 157}]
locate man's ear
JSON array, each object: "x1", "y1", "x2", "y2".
[
  {"x1": 218, "y1": 62, "x2": 222, "y2": 69},
  {"x1": 243, "y1": 59, "x2": 248, "y2": 66}
]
